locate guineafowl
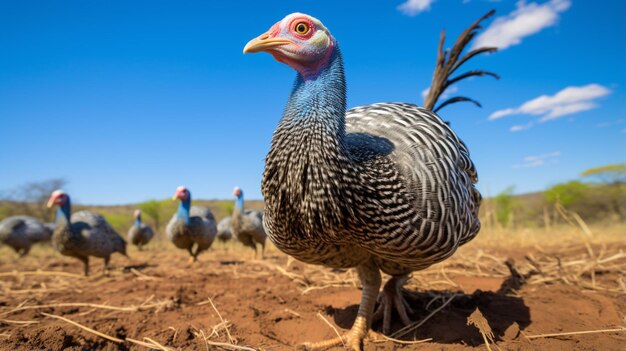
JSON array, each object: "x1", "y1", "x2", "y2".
[
  {"x1": 216, "y1": 216, "x2": 233, "y2": 243},
  {"x1": 0, "y1": 216, "x2": 53, "y2": 256},
  {"x1": 244, "y1": 13, "x2": 481, "y2": 350},
  {"x1": 230, "y1": 187, "x2": 267, "y2": 259},
  {"x1": 166, "y1": 186, "x2": 217, "y2": 262},
  {"x1": 127, "y1": 209, "x2": 154, "y2": 250},
  {"x1": 47, "y1": 190, "x2": 127, "y2": 276}
]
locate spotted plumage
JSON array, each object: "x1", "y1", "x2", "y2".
[
  {"x1": 216, "y1": 216, "x2": 233, "y2": 242},
  {"x1": 127, "y1": 210, "x2": 154, "y2": 250},
  {"x1": 47, "y1": 190, "x2": 127, "y2": 276},
  {"x1": 245, "y1": 13, "x2": 481, "y2": 349},
  {"x1": 230, "y1": 187, "x2": 267, "y2": 258},
  {"x1": 0, "y1": 216, "x2": 53, "y2": 256},
  {"x1": 166, "y1": 186, "x2": 217, "y2": 261}
]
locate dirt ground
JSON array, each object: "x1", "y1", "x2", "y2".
[{"x1": 0, "y1": 240, "x2": 624, "y2": 351}]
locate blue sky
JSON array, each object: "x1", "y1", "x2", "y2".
[{"x1": 1, "y1": 0, "x2": 624, "y2": 205}]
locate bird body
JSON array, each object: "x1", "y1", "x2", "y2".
[
  {"x1": 230, "y1": 187, "x2": 267, "y2": 258},
  {"x1": 127, "y1": 210, "x2": 154, "y2": 250},
  {"x1": 0, "y1": 215, "x2": 53, "y2": 256},
  {"x1": 264, "y1": 100, "x2": 481, "y2": 274},
  {"x1": 166, "y1": 186, "x2": 217, "y2": 261},
  {"x1": 216, "y1": 216, "x2": 233, "y2": 242},
  {"x1": 47, "y1": 191, "x2": 127, "y2": 276},
  {"x1": 245, "y1": 13, "x2": 481, "y2": 349}
]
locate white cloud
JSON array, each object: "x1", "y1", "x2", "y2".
[
  {"x1": 513, "y1": 151, "x2": 560, "y2": 168},
  {"x1": 421, "y1": 86, "x2": 458, "y2": 102},
  {"x1": 510, "y1": 122, "x2": 534, "y2": 132},
  {"x1": 472, "y1": 0, "x2": 571, "y2": 50},
  {"x1": 488, "y1": 84, "x2": 612, "y2": 123},
  {"x1": 398, "y1": 0, "x2": 436, "y2": 16}
]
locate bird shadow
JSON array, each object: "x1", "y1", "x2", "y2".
[
  {"x1": 219, "y1": 260, "x2": 244, "y2": 266},
  {"x1": 328, "y1": 283, "x2": 530, "y2": 346},
  {"x1": 121, "y1": 263, "x2": 158, "y2": 272}
]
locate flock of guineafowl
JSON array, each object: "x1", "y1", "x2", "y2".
[
  {"x1": 0, "y1": 185, "x2": 266, "y2": 275},
  {"x1": 1, "y1": 13, "x2": 484, "y2": 350}
]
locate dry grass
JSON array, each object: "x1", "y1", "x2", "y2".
[{"x1": 0, "y1": 222, "x2": 624, "y2": 350}]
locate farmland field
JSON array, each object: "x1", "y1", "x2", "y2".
[{"x1": 0, "y1": 226, "x2": 624, "y2": 351}]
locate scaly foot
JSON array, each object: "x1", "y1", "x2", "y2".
[
  {"x1": 298, "y1": 315, "x2": 369, "y2": 350},
  {"x1": 372, "y1": 275, "x2": 414, "y2": 334}
]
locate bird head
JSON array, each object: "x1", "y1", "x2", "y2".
[
  {"x1": 47, "y1": 190, "x2": 68, "y2": 208},
  {"x1": 243, "y1": 13, "x2": 335, "y2": 79},
  {"x1": 233, "y1": 186, "x2": 243, "y2": 198},
  {"x1": 133, "y1": 209, "x2": 141, "y2": 219},
  {"x1": 173, "y1": 186, "x2": 190, "y2": 202}
]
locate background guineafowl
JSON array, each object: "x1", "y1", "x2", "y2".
[
  {"x1": 216, "y1": 216, "x2": 233, "y2": 243},
  {"x1": 244, "y1": 13, "x2": 481, "y2": 350},
  {"x1": 47, "y1": 190, "x2": 128, "y2": 276},
  {"x1": 127, "y1": 209, "x2": 154, "y2": 251},
  {"x1": 166, "y1": 186, "x2": 217, "y2": 262},
  {"x1": 230, "y1": 187, "x2": 267, "y2": 259},
  {"x1": 0, "y1": 216, "x2": 53, "y2": 257}
]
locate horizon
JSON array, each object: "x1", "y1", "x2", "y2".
[{"x1": 1, "y1": 0, "x2": 625, "y2": 205}]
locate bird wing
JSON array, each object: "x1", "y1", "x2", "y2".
[
  {"x1": 217, "y1": 217, "x2": 232, "y2": 235},
  {"x1": 190, "y1": 206, "x2": 216, "y2": 223},
  {"x1": 71, "y1": 211, "x2": 125, "y2": 255},
  {"x1": 345, "y1": 102, "x2": 481, "y2": 248},
  {"x1": 0, "y1": 216, "x2": 51, "y2": 242},
  {"x1": 189, "y1": 206, "x2": 217, "y2": 245},
  {"x1": 346, "y1": 102, "x2": 477, "y2": 184}
]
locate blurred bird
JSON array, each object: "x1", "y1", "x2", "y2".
[
  {"x1": 47, "y1": 190, "x2": 127, "y2": 276},
  {"x1": 0, "y1": 216, "x2": 53, "y2": 257},
  {"x1": 216, "y1": 216, "x2": 233, "y2": 243},
  {"x1": 127, "y1": 209, "x2": 154, "y2": 251},
  {"x1": 166, "y1": 186, "x2": 217, "y2": 262},
  {"x1": 244, "y1": 13, "x2": 481, "y2": 350},
  {"x1": 230, "y1": 187, "x2": 267, "y2": 259}
]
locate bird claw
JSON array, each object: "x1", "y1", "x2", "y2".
[
  {"x1": 372, "y1": 276, "x2": 414, "y2": 335},
  {"x1": 298, "y1": 314, "x2": 372, "y2": 351},
  {"x1": 298, "y1": 333, "x2": 361, "y2": 351}
]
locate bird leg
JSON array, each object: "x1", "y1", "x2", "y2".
[
  {"x1": 372, "y1": 274, "x2": 414, "y2": 335},
  {"x1": 79, "y1": 256, "x2": 90, "y2": 276},
  {"x1": 187, "y1": 246, "x2": 197, "y2": 264},
  {"x1": 19, "y1": 247, "x2": 30, "y2": 258},
  {"x1": 103, "y1": 256, "x2": 111, "y2": 276},
  {"x1": 300, "y1": 259, "x2": 381, "y2": 351}
]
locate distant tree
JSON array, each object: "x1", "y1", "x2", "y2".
[
  {"x1": 544, "y1": 181, "x2": 588, "y2": 207},
  {"x1": 581, "y1": 163, "x2": 626, "y2": 185},
  {"x1": 494, "y1": 186, "x2": 518, "y2": 228},
  {"x1": 0, "y1": 178, "x2": 67, "y2": 221},
  {"x1": 581, "y1": 163, "x2": 626, "y2": 219},
  {"x1": 423, "y1": 10, "x2": 499, "y2": 117},
  {"x1": 139, "y1": 200, "x2": 163, "y2": 233}
]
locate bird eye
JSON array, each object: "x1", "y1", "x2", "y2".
[{"x1": 294, "y1": 22, "x2": 310, "y2": 35}]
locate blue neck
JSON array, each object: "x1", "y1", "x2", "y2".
[
  {"x1": 56, "y1": 199, "x2": 71, "y2": 224},
  {"x1": 235, "y1": 195, "x2": 244, "y2": 212},
  {"x1": 177, "y1": 198, "x2": 191, "y2": 225},
  {"x1": 283, "y1": 46, "x2": 347, "y2": 138},
  {"x1": 134, "y1": 216, "x2": 142, "y2": 228}
]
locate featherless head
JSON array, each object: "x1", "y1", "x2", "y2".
[
  {"x1": 133, "y1": 209, "x2": 141, "y2": 218},
  {"x1": 233, "y1": 186, "x2": 243, "y2": 198},
  {"x1": 47, "y1": 189, "x2": 68, "y2": 208},
  {"x1": 173, "y1": 186, "x2": 190, "y2": 202},
  {"x1": 243, "y1": 13, "x2": 335, "y2": 79}
]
